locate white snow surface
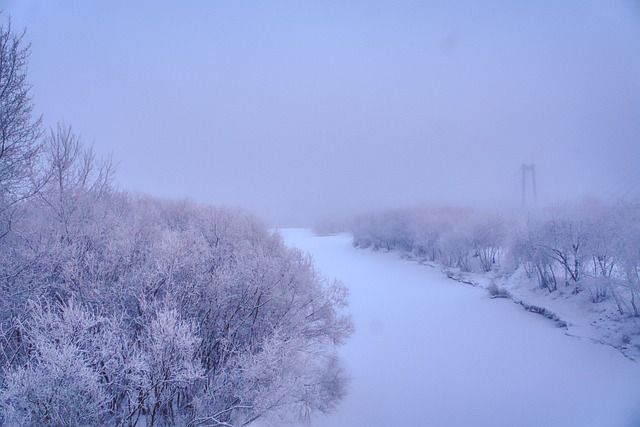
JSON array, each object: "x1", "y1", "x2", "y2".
[{"x1": 278, "y1": 228, "x2": 640, "y2": 427}]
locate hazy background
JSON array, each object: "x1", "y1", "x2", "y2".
[{"x1": 4, "y1": 0, "x2": 640, "y2": 224}]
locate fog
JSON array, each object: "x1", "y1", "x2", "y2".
[
  {"x1": 2, "y1": 4, "x2": 640, "y2": 425},
  {"x1": 6, "y1": 0, "x2": 640, "y2": 224}
]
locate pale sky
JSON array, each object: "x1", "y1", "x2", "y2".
[{"x1": 4, "y1": 0, "x2": 640, "y2": 224}]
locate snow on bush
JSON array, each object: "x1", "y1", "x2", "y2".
[
  {"x1": 0, "y1": 20, "x2": 352, "y2": 426},
  {"x1": 0, "y1": 164, "x2": 353, "y2": 425}
]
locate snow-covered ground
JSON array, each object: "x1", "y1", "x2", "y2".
[
  {"x1": 278, "y1": 229, "x2": 640, "y2": 427},
  {"x1": 443, "y1": 265, "x2": 640, "y2": 361}
]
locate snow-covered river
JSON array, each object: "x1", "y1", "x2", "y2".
[{"x1": 280, "y1": 229, "x2": 640, "y2": 427}]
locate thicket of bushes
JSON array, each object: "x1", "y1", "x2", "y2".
[
  {"x1": 351, "y1": 202, "x2": 640, "y2": 317},
  {"x1": 0, "y1": 20, "x2": 351, "y2": 426}
]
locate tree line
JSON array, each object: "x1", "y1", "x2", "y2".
[{"x1": 350, "y1": 201, "x2": 640, "y2": 317}]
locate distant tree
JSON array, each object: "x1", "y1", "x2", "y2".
[
  {"x1": 471, "y1": 216, "x2": 505, "y2": 272},
  {"x1": 544, "y1": 215, "x2": 587, "y2": 287},
  {"x1": 614, "y1": 203, "x2": 640, "y2": 316},
  {"x1": 511, "y1": 222, "x2": 558, "y2": 292}
]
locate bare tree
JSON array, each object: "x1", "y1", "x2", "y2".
[{"x1": 0, "y1": 17, "x2": 43, "y2": 238}]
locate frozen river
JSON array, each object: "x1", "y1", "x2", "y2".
[{"x1": 279, "y1": 229, "x2": 640, "y2": 427}]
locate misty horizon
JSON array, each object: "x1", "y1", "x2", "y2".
[
  {"x1": 6, "y1": 1, "x2": 640, "y2": 224},
  {"x1": 2, "y1": 3, "x2": 640, "y2": 426}
]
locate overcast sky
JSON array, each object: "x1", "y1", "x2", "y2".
[{"x1": 4, "y1": 0, "x2": 640, "y2": 224}]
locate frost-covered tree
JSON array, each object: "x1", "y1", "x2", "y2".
[
  {"x1": 1, "y1": 343, "x2": 108, "y2": 426},
  {"x1": 0, "y1": 14, "x2": 349, "y2": 425},
  {"x1": 511, "y1": 221, "x2": 558, "y2": 292},
  {"x1": 613, "y1": 203, "x2": 640, "y2": 316},
  {"x1": 470, "y1": 216, "x2": 505, "y2": 272},
  {"x1": 134, "y1": 307, "x2": 203, "y2": 426},
  {"x1": 0, "y1": 301, "x2": 109, "y2": 426},
  {"x1": 348, "y1": 201, "x2": 640, "y2": 321},
  {"x1": 0, "y1": 18, "x2": 43, "y2": 239},
  {"x1": 0, "y1": 123, "x2": 352, "y2": 426}
]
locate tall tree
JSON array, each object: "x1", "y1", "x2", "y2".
[{"x1": 0, "y1": 17, "x2": 42, "y2": 238}]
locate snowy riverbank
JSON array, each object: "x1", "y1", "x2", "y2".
[
  {"x1": 441, "y1": 265, "x2": 640, "y2": 361},
  {"x1": 278, "y1": 228, "x2": 640, "y2": 427}
]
